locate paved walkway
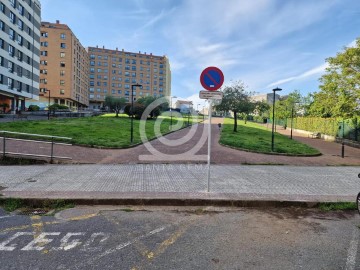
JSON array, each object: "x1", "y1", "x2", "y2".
[
  {"x1": 1, "y1": 164, "x2": 359, "y2": 204},
  {"x1": 1, "y1": 118, "x2": 360, "y2": 165}
]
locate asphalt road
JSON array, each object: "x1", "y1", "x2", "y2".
[{"x1": 0, "y1": 206, "x2": 359, "y2": 270}]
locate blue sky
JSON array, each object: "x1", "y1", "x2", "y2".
[{"x1": 40, "y1": 0, "x2": 360, "y2": 105}]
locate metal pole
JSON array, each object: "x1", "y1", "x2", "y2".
[
  {"x1": 290, "y1": 107, "x2": 294, "y2": 140},
  {"x1": 271, "y1": 91, "x2": 275, "y2": 151},
  {"x1": 130, "y1": 86, "x2": 134, "y2": 144},
  {"x1": 2, "y1": 131, "x2": 5, "y2": 158},
  {"x1": 207, "y1": 100, "x2": 212, "y2": 192},
  {"x1": 341, "y1": 120, "x2": 345, "y2": 158},
  {"x1": 50, "y1": 137, "x2": 54, "y2": 163}
]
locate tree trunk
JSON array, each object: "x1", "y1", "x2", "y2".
[{"x1": 233, "y1": 111, "x2": 238, "y2": 132}]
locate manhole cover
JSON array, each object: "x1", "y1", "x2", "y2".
[{"x1": 20, "y1": 209, "x2": 49, "y2": 215}]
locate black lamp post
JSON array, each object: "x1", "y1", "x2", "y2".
[
  {"x1": 130, "y1": 84, "x2": 142, "y2": 144},
  {"x1": 46, "y1": 89, "x2": 51, "y2": 120},
  {"x1": 271, "y1": 87, "x2": 282, "y2": 151}
]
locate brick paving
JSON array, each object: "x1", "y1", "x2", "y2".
[{"x1": 1, "y1": 164, "x2": 359, "y2": 203}]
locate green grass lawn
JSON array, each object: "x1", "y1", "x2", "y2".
[
  {"x1": 220, "y1": 118, "x2": 320, "y2": 155},
  {"x1": 0, "y1": 114, "x2": 201, "y2": 148}
]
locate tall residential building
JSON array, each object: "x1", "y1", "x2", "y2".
[
  {"x1": 252, "y1": 93, "x2": 281, "y2": 105},
  {"x1": 87, "y1": 46, "x2": 171, "y2": 110},
  {"x1": 29, "y1": 20, "x2": 89, "y2": 109},
  {"x1": 0, "y1": 0, "x2": 41, "y2": 113}
]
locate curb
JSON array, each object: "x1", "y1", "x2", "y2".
[{"x1": 0, "y1": 196, "x2": 355, "y2": 209}]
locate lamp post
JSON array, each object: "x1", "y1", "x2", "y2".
[
  {"x1": 130, "y1": 84, "x2": 142, "y2": 144},
  {"x1": 46, "y1": 89, "x2": 51, "y2": 120},
  {"x1": 290, "y1": 102, "x2": 299, "y2": 140},
  {"x1": 271, "y1": 87, "x2": 282, "y2": 151},
  {"x1": 170, "y1": 95, "x2": 177, "y2": 129}
]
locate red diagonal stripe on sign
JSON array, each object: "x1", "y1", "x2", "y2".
[{"x1": 205, "y1": 72, "x2": 219, "y2": 87}]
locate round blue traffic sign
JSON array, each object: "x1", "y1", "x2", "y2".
[{"x1": 200, "y1": 66, "x2": 224, "y2": 91}]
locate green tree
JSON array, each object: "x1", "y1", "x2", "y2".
[
  {"x1": 311, "y1": 38, "x2": 360, "y2": 118},
  {"x1": 104, "y1": 96, "x2": 127, "y2": 117},
  {"x1": 214, "y1": 80, "x2": 254, "y2": 132},
  {"x1": 136, "y1": 96, "x2": 162, "y2": 119}
]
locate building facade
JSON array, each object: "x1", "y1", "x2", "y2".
[
  {"x1": 0, "y1": 0, "x2": 41, "y2": 113},
  {"x1": 252, "y1": 93, "x2": 280, "y2": 105},
  {"x1": 87, "y1": 46, "x2": 171, "y2": 110},
  {"x1": 28, "y1": 20, "x2": 89, "y2": 110}
]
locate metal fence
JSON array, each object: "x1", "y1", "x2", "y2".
[{"x1": 1, "y1": 131, "x2": 72, "y2": 162}]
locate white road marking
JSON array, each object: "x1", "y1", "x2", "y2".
[
  {"x1": 0, "y1": 232, "x2": 34, "y2": 251},
  {"x1": 345, "y1": 228, "x2": 359, "y2": 270},
  {"x1": 72, "y1": 226, "x2": 167, "y2": 269},
  {"x1": 0, "y1": 216, "x2": 12, "y2": 219},
  {"x1": 21, "y1": 232, "x2": 61, "y2": 251}
]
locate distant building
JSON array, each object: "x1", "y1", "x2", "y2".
[
  {"x1": 175, "y1": 100, "x2": 193, "y2": 113},
  {"x1": 87, "y1": 46, "x2": 171, "y2": 110},
  {"x1": 252, "y1": 93, "x2": 280, "y2": 105},
  {"x1": 27, "y1": 20, "x2": 89, "y2": 110},
  {"x1": 0, "y1": 0, "x2": 41, "y2": 113}
]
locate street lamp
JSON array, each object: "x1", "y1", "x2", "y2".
[
  {"x1": 170, "y1": 95, "x2": 177, "y2": 128},
  {"x1": 46, "y1": 89, "x2": 51, "y2": 120},
  {"x1": 130, "y1": 84, "x2": 142, "y2": 144},
  {"x1": 271, "y1": 87, "x2": 282, "y2": 151}
]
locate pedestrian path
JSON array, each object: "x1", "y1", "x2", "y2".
[
  {"x1": 1, "y1": 164, "x2": 359, "y2": 204},
  {"x1": 1, "y1": 118, "x2": 360, "y2": 165}
]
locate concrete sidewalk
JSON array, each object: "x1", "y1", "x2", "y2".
[{"x1": 1, "y1": 164, "x2": 359, "y2": 206}]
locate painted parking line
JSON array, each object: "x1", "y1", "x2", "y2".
[{"x1": 0, "y1": 216, "x2": 12, "y2": 219}]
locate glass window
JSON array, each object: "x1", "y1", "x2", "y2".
[
  {"x1": 18, "y1": 4, "x2": 24, "y2": 15},
  {"x1": 60, "y1": 43, "x2": 66, "y2": 48},
  {"x1": 9, "y1": 11, "x2": 16, "y2": 24},
  {"x1": 8, "y1": 45, "x2": 14, "y2": 56},
  {"x1": 60, "y1": 52, "x2": 65, "y2": 58},
  {"x1": 60, "y1": 33, "x2": 66, "y2": 39},
  {"x1": 9, "y1": 28, "x2": 15, "y2": 40},
  {"x1": 17, "y1": 19, "x2": 23, "y2": 30}
]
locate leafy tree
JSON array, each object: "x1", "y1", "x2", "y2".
[
  {"x1": 311, "y1": 38, "x2": 360, "y2": 118},
  {"x1": 104, "y1": 96, "x2": 127, "y2": 117},
  {"x1": 28, "y1": 105, "x2": 40, "y2": 111},
  {"x1": 254, "y1": 100, "x2": 270, "y2": 120},
  {"x1": 137, "y1": 96, "x2": 162, "y2": 119},
  {"x1": 123, "y1": 103, "x2": 146, "y2": 119},
  {"x1": 214, "y1": 80, "x2": 254, "y2": 132},
  {"x1": 0, "y1": 103, "x2": 10, "y2": 113}
]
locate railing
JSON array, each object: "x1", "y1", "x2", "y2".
[{"x1": 1, "y1": 131, "x2": 72, "y2": 163}]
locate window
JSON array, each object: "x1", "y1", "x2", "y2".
[
  {"x1": 89, "y1": 88, "x2": 94, "y2": 93},
  {"x1": 17, "y1": 34, "x2": 22, "y2": 45},
  {"x1": 40, "y1": 79, "x2": 47, "y2": 84},
  {"x1": 125, "y1": 78, "x2": 130, "y2": 83},
  {"x1": 40, "y1": 69, "x2": 47, "y2": 74},
  {"x1": 0, "y1": 2, "x2": 4, "y2": 13},
  {"x1": 112, "y1": 90, "x2": 116, "y2": 94},
  {"x1": 60, "y1": 62, "x2": 65, "y2": 67},
  {"x1": 9, "y1": 28, "x2": 15, "y2": 40},
  {"x1": 9, "y1": 0, "x2": 15, "y2": 8},
  {"x1": 40, "y1": 51, "x2": 47, "y2": 56},
  {"x1": 17, "y1": 66, "x2": 22, "y2": 76},
  {"x1": 90, "y1": 61, "x2": 95, "y2": 66},
  {"x1": 90, "y1": 54, "x2": 95, "y2": 59},
  {"x1": 9, "y1": 11, "x2": 16, "y2": 24},
  {"x1": 60, "y1": 89, "x2": 65, "y2": 95},
  {"x1": 27, "y1": 12, "x2": 31, "y2": 22},
  {"x1": 40, "y1": 60, "x2": 48, "y2": 65},
  {"x1": 0, "y1": 56, "x2": 3, "y2": 66},
  {"x1": 18, "y1": 4, "x2": 24, "y2": 15},
  {"x1": 0, "y1": 20, "x2": 4, "y2": 31},
  {"x1": 89, "y1": 94, "x2": 94, "y2": 99},
  {"x1": 0, "y1": 74, "x2": 2, "y2": 84},
  {"x1": 60, "y1": 33, "x2": 66, "y2": 39},
  {"x1": 8, "y1": 78, "x2": 14, "y2": 89},
  {"x1": 17, "y1": 50, "x2": 22, "y2": 61},
  {"x1": 0, "y1": 38, "x2": 3, "y2": 49},
  {"x1": 125, "y1": 84, "x2": 130, "y2": 89},
  {"x1": 41, "y1": 41, "x2": 48, "y2": 47},
  {"x1": 41, "y1": 32, "x2": 48, "y2": 37},
  {"x1": 60, "y1": 80, "x2": 65, "y2": 86},
  {"x1": 118, "y1": 90, "x2": 122, "y2": 94},
  {"x1": 60, "y1": 43, "x2": 66, "y2": 48},
  {"x1": 8, "y1": 61, "x2": 14, "y2": 72},
  {"x1": 60, "y1": 52, "x2": 65, "y2": 58},
  {"x1": 90, "y1": 81, "x2": 94, "y2": 86}
]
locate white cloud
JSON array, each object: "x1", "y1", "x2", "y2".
[{"x1": 267, "y1": 63, "x2": 328, "y2": 88}]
